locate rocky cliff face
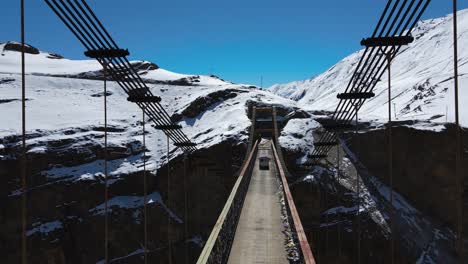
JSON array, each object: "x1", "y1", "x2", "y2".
[
  {"x1": 1, "y1": 127, "x2": 245, "y2": 263},
  {"x1": 343, "y1": 125, "x2": 468, "y2": 262},
  {"x1": 281, "y1": 123, "x2": 467, "y2": 263}
]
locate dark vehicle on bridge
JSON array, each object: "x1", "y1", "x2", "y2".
[{"x1": 259, "y1": 156, "x2": 270, "y2": 170}]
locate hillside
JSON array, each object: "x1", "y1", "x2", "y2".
[
  {"x1": 1, "y1": 10, "x2": 466, "y2": 261},
  {"x1": 0, "y1": 41, "x2": 305, "y2": 157},
  {"x1": 270, "y1": 9, "x2": 468, "y2": 128},
  {"x1": 1, "y1": 41, "x2": 319, "y2": 263}
]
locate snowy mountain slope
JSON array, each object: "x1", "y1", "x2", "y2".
[
  {"x1": 0, "y1": 42, "x2": 301, "y2": 166},
  {"x1": 270, "y1": 9, "x2": 468, "y2": 127},
  {"x1": 0, "y1": 43, "x2": 309, "y2": 262},
  {"x1": 1, "y1": 23, "x2": 462, "y2": 262},
  {"x1": 0, "y1": 41, "x2": 229, "y2": 86}
]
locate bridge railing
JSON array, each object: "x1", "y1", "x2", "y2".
[
  {"x1": 196, "y1": 140, "x2": 259, "y2": 264},
  {"x1": 271, "y1": 142, "x2": 317, "y2": 264}
]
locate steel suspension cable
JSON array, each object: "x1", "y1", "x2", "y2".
[
  {"x1": 167, "y1": 135, "x2": 173, "y2": 264},
  {"x1": 332, "y1": 0, "x2": 394, "y2": 115},
  {"x1": 103, "y1": 62, "x2": 109, "y2": 264},
  {"x1": 304, "y1": 8, "x2": 434, "y2": 261},
  {"x1": 100, "y1": 69, "x2": 192, "y2": 155},
  {"x1": 332, "y1": 0, "x2": 405, "y2": 124},
  {"x1": 184, "y1": 155, "x2": 189, "y2": 264},
  {"x1": 373, "y1": 0, "x2": 396, "y2": 37},
  {"x1": 355, "y1": 104, "x2": 361, "y2": 264},
  {"x1": 452, "y1": 0, "x2": 463, "y2": 262},
  {"x1": 316, "y1": 0, "x2": 430, "y2": 159},
  {"x1": 67, "y1": 0, "x2": 192, "y2": 147},
  {"x1": 20, "y1": 0, "x2": 27, "y2": 263},
  {"x1": 310, "y1": 4, "x2": 427, "y2": 263},
  {"x1": 351, "y1": 0, "x2": 419, "y2": 107},
  {"x1": 77, "y1": 0, "x2": 195, "y2": 151},
  {"x1": 143, "y1": 109, "x2": 148, "y2": 264},
  {"x1": 316, "y1": 185, "x2": 321, "y2": 263},
  {"x1": 385, "y1": 49, "x2": 395, "y2": 264},
  {"x1": 59, "y1": 1, "x2": 189, "y2": 146},
  {"x1": 45, "y1": 0, "x2": 196, "y2": 153},
  {"x1": 106, "y1": 57, "x2": 193, "y2": 151},
  {"x1": 324, "y1": 175, "x2": 328, "y2": 258},
  {"x1": 327, "y1": 0, "x2": 423, "y2": 128},
  {"x1": 336, "y1": 143, "x2": 342, "y2": 259},
  {"x1": 393, "y1": 0, "x2": 417, "y2": 36},
  {"x1": 332, "y1": 0, "x2": 411, "y2": 126},
  {"x1": 100, "y1": 59, "x2": 190, "y2": 147},
  {"x1": 337, "y1": 0, "x2": 428, "y2": 125},
  {"x1": 380, "y1": 0, "x2": 404, "y2": 37},
  {"x1": 312, "y1": 0, "x2": 430, "y2": 158}
]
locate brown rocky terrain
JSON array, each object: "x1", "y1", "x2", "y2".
[
  {"x1": 1, "y1": 126, "x2": 246, "y2": 263},
  {"x1": 284, "y1": 124, "x2": 467, "y2": 263}
]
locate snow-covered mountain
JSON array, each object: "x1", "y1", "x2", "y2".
[
  {"x1": 0, "y1": 41, "x2": 231, "y2": 85},
  {"x1": 0, "y1": 41, "x2": 314, "y2": 164},
  {"x1": 270, "y1": 9, "x2": 468, "y2": 127},
  {"x1": 0, "y1": 41, "x2": 316, "y2": 263},
  {"x1": 0, "y1": 13, "x2": 463, "y2": 261}
]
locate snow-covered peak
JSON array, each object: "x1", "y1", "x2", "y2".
[
  {"x1": 1, "y1": 41, "x2": 100, "y2": 75},
  {"x1": 269, "y1": 9, "x2": 468, "y2": 127},
  {"x1": 0, "y1": 41, "x2": 305, "y2": 163},
  {"x1": 0, "y1": 41, "x2": 230, "y2": 86}
]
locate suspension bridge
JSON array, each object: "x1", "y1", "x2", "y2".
[{"x1": 8, "y1": 0, "x2": 465, "y2": 263}]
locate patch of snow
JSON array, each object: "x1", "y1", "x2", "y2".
[
  {"x1": 43, "y1": 153, "x2": 149, "y2": 182},
  {"x1": 301, "y1": 174, "x2": 316, "y2": 183},
  {"x1": 279, "y1": 118, "x2": 320, "y2": 163},
  {"x1": 90, "y1": 192, "x2": 161, "y2": 214},
  {"x1": 96, "y1": 248, "x2": 145, "y2": 264},
  {"x1": 27, "y1": 146, "x2": 47, "y2": 154},
  {"x1": 324, "y1": 205, "x2": 358, "y2": 215},
  {"x1": 26, "y1": 220, "x2": 63, "y2": 236},
  {"x1": 186, "y1": 235, "x2": 204, "y2": 248},
  {"x1": 89, "y1": 192, "x2": 183, "y2": 224}
]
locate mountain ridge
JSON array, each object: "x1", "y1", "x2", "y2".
[{"x1": 269, "y1": 9, "x2": 468, "y2": 127}]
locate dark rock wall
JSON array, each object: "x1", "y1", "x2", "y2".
[
  {"x1": 288, "y1": 164, "x2": 391, "y2": 264},
  {"x1": 1, "y1": 132, "x2": 245, "y2": 264},
  {"x1": 345, "y1": 125, "x2": 468, "y2": 236},
  {"x1": 283, "y1": 125, "x2": 467, "y2": 263}
]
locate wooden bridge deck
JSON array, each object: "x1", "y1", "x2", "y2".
[{"x1": 227, "y1": 140, "x2": 287, "y2": 264}]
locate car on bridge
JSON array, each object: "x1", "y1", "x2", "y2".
[{"x1": 259, "y1": 156, "x2": 270, "y2": 170}]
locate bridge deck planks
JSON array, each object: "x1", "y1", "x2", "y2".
[{"x1": 227, "y1": 140, "x2": 288, "y2": 264}]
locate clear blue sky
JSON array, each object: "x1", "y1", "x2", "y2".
[{"x1": 1, "y1": 0, "x2": 466, "y2": 87}]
